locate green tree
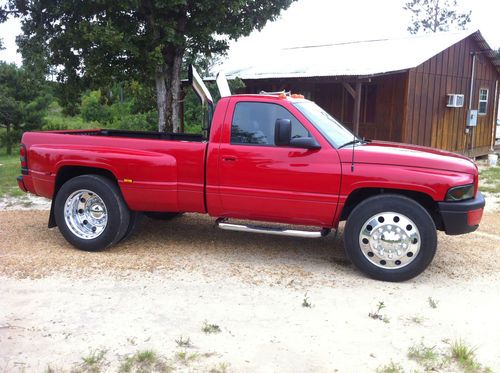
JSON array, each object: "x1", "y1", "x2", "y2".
[
  {"x1": 11, "y1": 0, "x2": 295, "y2": 132},
  {"x1": 0, "y1": 62, "x2": 51, "y2": 154},
  {"x1": 403, "y1": 0, "x2": 471, "y2": 34}
]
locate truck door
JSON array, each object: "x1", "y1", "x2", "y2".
[{"x1": 216, "y1": 98, "x2": 342, "y2": 227}]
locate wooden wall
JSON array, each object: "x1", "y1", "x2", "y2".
[
  {"x1": 403, "y1": 35, "x2": 499, "y2": 156},
  {"x1": 243, "y1": 74, "x2": 407, "y2": 143}
]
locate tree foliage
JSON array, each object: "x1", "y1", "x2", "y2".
[
  {"x1": 403, "y1": 0, "x2": 471, "y2": 34},
  {"x1": 0, "y1": 4, "x2": 7, "y2": 50},
  {"x1": 11, "y1": 0, "x2": 295, "y2": 132},
  {"x1": 0, "y1": 62, "x2": 51, "y2": 154}
]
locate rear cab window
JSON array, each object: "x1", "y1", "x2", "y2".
[{"x1": 230, "y1": 102, "x2": 311, "y2": 146}]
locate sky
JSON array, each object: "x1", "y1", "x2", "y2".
[{"x1": 0, "y1": 0, "x2": 499, "y2": 66}]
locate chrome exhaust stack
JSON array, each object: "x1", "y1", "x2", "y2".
[{"x1": 215, "y1": 218, "x2": 330, "y2": 238}]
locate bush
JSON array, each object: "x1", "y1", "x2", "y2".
[
  {"x1": 111, "y1": 111, "x2": 158, "y2": 132},
  {"x1": 81, "y1": 90, "x2": 111, "y2": 123}
]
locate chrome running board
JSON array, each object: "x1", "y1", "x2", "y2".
[{"x1": 215, "y1": 219, "x2": 330, "y2": 238}]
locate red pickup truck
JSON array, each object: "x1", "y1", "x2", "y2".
[{"x1": 17, "y1": 72, "x2": 484, "y2": 282}]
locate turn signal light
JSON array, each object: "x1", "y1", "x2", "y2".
[
  {"x1": 20, "y1": 144, "x2": 28, "y2": 173},
  {"x1": 467, "y1": 208, "x2": 483, "y2": 226}
]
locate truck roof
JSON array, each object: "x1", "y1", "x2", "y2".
[{"x1": 226, "y1": 92, "x2": 308, "y2": 102}]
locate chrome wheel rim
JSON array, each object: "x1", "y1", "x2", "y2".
[
  {"x1": 64, "y1": 189, "x2": 108, "y2": 240},
  {"x1": 359, "y1": 212, "x2": 421, "y2": 269}
]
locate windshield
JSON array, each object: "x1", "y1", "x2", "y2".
[{"x1": 293, "y1": 101, "x2": 360, "y2": 148}]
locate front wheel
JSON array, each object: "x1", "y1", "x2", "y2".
[
  {"x1": 344, "y1": 194, "x2": 437, "y2": 282},
  {"x1": 54, "y1": 175, "x2": 130, "y2": 251}
]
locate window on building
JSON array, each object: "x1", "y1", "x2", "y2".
[
  {"x1": 478, "y1": 88, "x2": 488, "y2": 115},
  {"x1": 231, "y1": 102, "x2": 311, "y2": 146}
]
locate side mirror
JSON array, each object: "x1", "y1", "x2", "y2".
[
  {"x1": 274, "y1": 118, "x2": 291, "y2": 146},
  {"x1": 290, "y1": 137, "x2": 321, "y2": 150}
]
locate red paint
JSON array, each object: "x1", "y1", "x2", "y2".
[{"x1": 19, "y1": 94, "x2": 481, "y2": 229}]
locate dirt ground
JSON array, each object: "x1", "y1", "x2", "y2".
[{"x1": 1, "y1": 201, "x2": 500, "y2": 372}]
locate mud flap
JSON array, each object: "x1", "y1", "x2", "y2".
[{"x1": 48, "y1": 198, "x2": 57, "y2": 228}]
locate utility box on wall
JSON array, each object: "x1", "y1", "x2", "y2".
[{"x1": 467, "y1": 110, "x2": 478, "y2": 126}]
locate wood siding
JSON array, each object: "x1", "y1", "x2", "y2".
[
  {"x1": 403, "y1": 36, "x2": 499, "y2": 156},
  {"x1": 243, "y1": 74, "x2": 406, "y2": 143}
]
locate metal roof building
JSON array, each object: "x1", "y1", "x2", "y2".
[{"x1": 221, "y1": 30, "x2": 500, "y2": 156}]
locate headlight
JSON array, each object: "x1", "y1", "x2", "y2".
[{"x1": 445, "y1": 184, "x2": 474, "y2": 201}]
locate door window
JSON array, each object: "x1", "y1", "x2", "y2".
[{"x1": 231, "y1": 102, "x2": 310, "y2": 145}]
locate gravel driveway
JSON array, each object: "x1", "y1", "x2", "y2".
[{"x1": 1, "y1": 208, "x2": 499, "y2": 372}]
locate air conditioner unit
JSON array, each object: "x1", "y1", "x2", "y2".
[{"x1": 447, "y1": 94, "x2": 464, "y2": 108}]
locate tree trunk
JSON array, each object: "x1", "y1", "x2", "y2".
[
  {"x1": 155, "y1": 65, "x2": 167, "y2": 132},
  {"x1": 163, "y1": 49, "x2": 183, "y2": 133},
  {"x1": 155, "y1": 52, "x2": 183, "y2": 133},
  {"x1": 170, "y1": 52, "x2": 183, "y2": 133}
]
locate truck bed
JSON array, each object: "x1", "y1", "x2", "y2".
[{"x1": 21, "y1": 128, "x2": 208, "y2": 213}]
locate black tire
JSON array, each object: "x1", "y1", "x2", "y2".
[
  {"x1": 54, "y1": 175, "x2": 130, "y2": 251},
  {"x1": 344, "y1": 194, "x2": 437, "y2": 282},
  {"x1": 119, "y1": 211, "x2": 142, "y2": 243},
  {"x1": 144, "y1": 212, "x2": 183, "y2": 220}
]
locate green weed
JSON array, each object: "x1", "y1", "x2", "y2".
[
  {"x1": 302, "y1": 292, "x2": 312, "y2": 308},
  {"x1": 118, "y1": 349, "x2": 172, "y2": 373},
  {"x1": 202, "y1": 321, "x2": 221, "y2": 334},
  {"x1": 376, "y1": 360, "x2": 404, "y2": 373}
]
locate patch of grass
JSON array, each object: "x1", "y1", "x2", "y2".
[
  {"x1": 369, "y1": 301, "x2": 390, "y2": 323},
  {"x1": 209, "y1": 362, "x2": 230, "y2": 373},
  {"x1": 450, "y1": 339, "x2": 482, "y2": 372},
  {"x1": 0, "y1": 154, "x2": 24, "y2": 197},
  {"x1": 175, "y1": 350, "x2": 199, "y2": 365},
  {"x1": 175, "y1": 336, "x2": 193, "y2": 348},
  {"x1": 78, "y1": 349, "x2": 107, "y2": 373},
  {"x1": 408, "y1": 341, "x2": 441, "y2": 370},
  {"x1": 202, "y1": 321, "x2": 221, "y2": 334},
  {"x1": 302, "y1": 292, "x2": 312, "y2": 308},
  {"x1": 119, "y1": 350, "x2": 171, "y2": 373},
  {"x1": 376, "y1": 360, "x2": 404, "y2": 373},
  {"x1": 479, "y1": 166, "x2": 500, "y2": 194},
  {"x1": 428, "y1": 296, "x2": 439, "y2": 309}
]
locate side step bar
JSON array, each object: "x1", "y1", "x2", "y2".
[{"x1": 215, "y1": 218, "x2": 330, "y2": 238}]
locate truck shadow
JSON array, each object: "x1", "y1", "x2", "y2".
[{"x1": 115, "y1": 213, "x2": 351, "y2": 268}]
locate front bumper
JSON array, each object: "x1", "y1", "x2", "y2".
[{"x1": 438, "y1": 192, "x2": 485, "y2": 235}]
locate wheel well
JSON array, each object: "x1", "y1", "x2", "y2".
[
  {"x1": 48, "y1": 166, "x2": 119, "y2": 229},
  {"x1": 54, "y1": 166, "x2": 118, "y2": 195},
  {"x1": 340, "y1": 188, "x2": 443, "y2": 230}
]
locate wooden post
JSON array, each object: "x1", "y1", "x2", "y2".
[
  {"x1": 341, "y1": 80, "x2": 362, "y2": 136},
  {"x1": 353, "y1": 81, "x2": 362, "y2": 136}
]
